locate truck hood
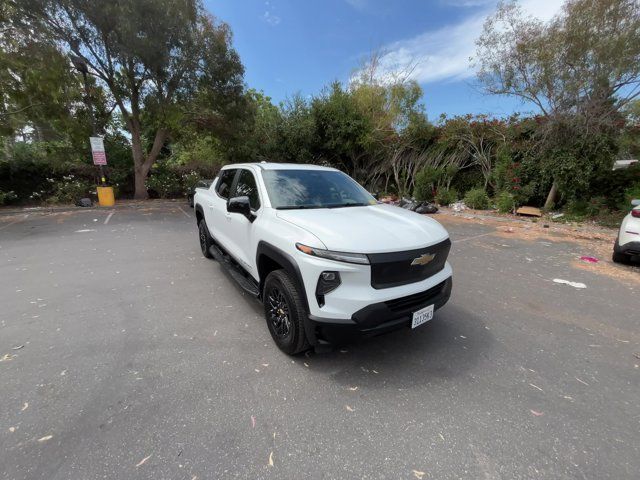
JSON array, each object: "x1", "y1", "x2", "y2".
[{"x1": 276, "y1": 204, "x2": 449, "y2": 253}]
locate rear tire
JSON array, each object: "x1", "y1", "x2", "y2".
[
  {"x1": 198, "y1": 219, "x2": 214, "y2": 259},
  {"x1": 263, "y1": 270, "x2": 310, "y2": 355}
]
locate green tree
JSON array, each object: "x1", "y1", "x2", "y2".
[
  {"x1": 17, "y1": 0, "x2": 245, "y2": 198},
  {"x1": 475, "y1": 0, "x2": 640, "y2": 207}
]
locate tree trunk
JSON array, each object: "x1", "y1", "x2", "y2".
[
  {"x1": 543, "y1": 181, "x2": 558, "y2": 210},
  {"x1": 133, "y1": 165, "x2": 149, "y2": 200},
  {"x1": 129, "y1": 125, "x2": 167, "y2": 200}
]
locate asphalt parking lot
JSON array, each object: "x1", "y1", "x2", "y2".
[{"x1": 1, "y1": 201, "x2": 639, "y2": 480}]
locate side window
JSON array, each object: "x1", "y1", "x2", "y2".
[
  {"x1": 233, "y1": 169, "x2": 261, "y2": 210},
  {"x1": 216, "y1": 169, "x2": 237, "y2": 199}
]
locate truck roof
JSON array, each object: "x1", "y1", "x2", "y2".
[{"x1": 221, "y1": 162, "x2": 338, "y2": 171}]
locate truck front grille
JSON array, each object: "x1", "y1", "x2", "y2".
[{"x1": 368, "y1": 238, "x2": 451, "y2": 289}]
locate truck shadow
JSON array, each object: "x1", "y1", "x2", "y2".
[{"x1": 303, "y1": 303, "x2": 494, "y2": 389}]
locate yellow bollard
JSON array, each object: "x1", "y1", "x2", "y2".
[{"x1": 97, "y1": 186, "x2": 115, "y2": 207}]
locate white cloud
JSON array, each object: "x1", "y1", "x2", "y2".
[
  {"x1": 345, "y1": 0, "x2": 367, "y2": 10},
  {"x1": 441, "y1": 0, "x2": 493, "y2": 7},
  {"x1": 371, "y1": 0, "x2": 566, "y2": 84},
  {"x1": 262, "y1": 10, "x2": 281, "y2": 26},
  {"x1": 262, "y1": 1, "x2": 281, "y2": 26}
]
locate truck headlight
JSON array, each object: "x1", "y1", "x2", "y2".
[{"x1": 295, "y1": 243, "x2": 369, "y2": 265}]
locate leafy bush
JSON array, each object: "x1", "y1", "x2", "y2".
[
  {"x1": 146, "y1": 168, "x2": 182, "y2": 198},
  {"x1": 0, "y1": 190, "x2": 17, "y2": 205},
  {"x1": 464, "y1": 188, "x2": 490, "y2": 209},
  {"x1": 435, "y1": 187, "x2": 457, "y2": 206},
  {"x1": 566, "y1": 196, "x2": 608, "y2": 217},
  {"x1": 413, "y1": 167, "x2": 439, "y2": 201},
  {"x1": 181, "y1": 170, "x2": 203, "y2": 195},
  {"x1": 495, "y1": 191, "x2": 515, "y2": 213},
  {"x1": 622, "y1": 182, "x2": 640, "y2": 210},
  {"x1": 45, "y1": 175, "x2": 95, "y2": 204}
]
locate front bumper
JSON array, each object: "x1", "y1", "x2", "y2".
[{"x1": 306, "y1": 276, "x2": 452, "y2": 345}]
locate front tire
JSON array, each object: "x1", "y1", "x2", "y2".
[
  {"x1": 263, "y1": 270, "x2": 310, "y2": 355},
  {"x1": 198, "y1": 219, "x2": 214, "y2": 259}
]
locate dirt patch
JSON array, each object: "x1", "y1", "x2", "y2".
[{"x1": 436, "y1": 211, "x2": 640, "y2": 285}]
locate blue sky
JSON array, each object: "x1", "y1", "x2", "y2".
[{"x1": 205, "y1": 0, "x2": 565, "y2": 120}]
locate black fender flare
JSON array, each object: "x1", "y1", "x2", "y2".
[
  {"x1": 194, "y1": 204, "x2": 204, "y2": 224},
  {"x1": 256, "y1": 241, "x2": 317, "y2": 344}
]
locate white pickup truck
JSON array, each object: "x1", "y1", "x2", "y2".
[{"x1": 194, "y1": 163, "x2": 452, "y2": 354}]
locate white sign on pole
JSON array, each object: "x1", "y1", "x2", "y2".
[{"x1": 90, "y1": 136, "x2": 107, "y2": 165}]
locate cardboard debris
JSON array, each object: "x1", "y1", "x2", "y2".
[{"x1": 516, "y1": 206, "x2": 543, "y2": 217}]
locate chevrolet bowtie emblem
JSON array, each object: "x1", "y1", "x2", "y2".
[{"x1": 411, "y1": 253, "x2": 436, "y2": 266}]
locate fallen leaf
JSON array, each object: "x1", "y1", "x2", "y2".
[
  {"x1": 372, "y1": 370, "x2": 379, "y2": 374},
  {"x1": 261, "y1": 363, "x2": 269, "y2": 367},
  {"x1": 529, "y1": 383, "x2": 544, "y2": 392},
  {"x1": 12, "y1": 345, "x2": 24, "y2": 350},
  {"x1": 0, "y1": 354, "x2": 15, "y2": 362},
  {"x1": 438, "y1": 433, "x2": 445, "y2": 441},
  {"x1": 136, "y1": 455, "x2": 152, "y2": 467},
  {"x1": 60, "y1": 370, "x2": 67, "y2": 376},
  {"x1": 348, "y1": 386, "x2": 358, "y2": 391},
  {"x1": 254, "y1": 369, "x2": 260, "y2": 373},
  {"x1": 21, "y1": 402, "x2": 28, "y2": 411},
  {"x1": 575, "y1": 377, "x2": 590, "y2": 386},
  {"x1": 303, "y1": 362, "x2": 309, "y2": 368},
  {"x1": 38, "y1": 435, "x2": 53, "y2": 442},
  {"x1": 530, "y1": 410, "x2": 544, "y2": 417},
  {"x1": 251, "y1": 415, "x2": 256, "y2": 428},
  {"x1": 268, "y1": 452, "x2": 274, "y2": 467},
  {"x1": 345, "y1": 405, "x2": 355, "y2": 412},
  {"x1": 412, "y1": 470, "x2": 426, "y2": 479},
  {"x1": 9, "y1": 427, "x2": 15, "y2": 433}
]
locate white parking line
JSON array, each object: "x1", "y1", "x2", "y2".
[
  {"x1": 177, "y1": 206, "x2": 191, "y2": 218},
  {"x1": 104, "y1": 210, "x2": 115, "y2": 224}
]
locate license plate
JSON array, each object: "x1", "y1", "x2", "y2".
[{"x1": 411, "y1": 304, "x2": 434, "y2": 329}]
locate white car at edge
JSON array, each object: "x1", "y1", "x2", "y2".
[
  {"x1": 613, "y1": 198, "x2": 640, "y2": 264},
  {"x1": 194, "y1": 163, "x2": 452, "y2": 354}
]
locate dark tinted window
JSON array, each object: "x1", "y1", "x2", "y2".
[
  {"x1": 216, "y1": 169, "x2": 237, "y2": 199},
  {"x1": 232, "y1": 169, "x2": 261, "y2": 210},
  {"x1": 262, "y1": 169, "x2": 375, "y2": 209}
]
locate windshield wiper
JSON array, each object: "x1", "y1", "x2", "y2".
[
  {"x1": 276, "y1": 205, "x2": 318, "y2": 210},
  {"x1": 327, "y1": 203, "x2": 368, "y2": 208}
]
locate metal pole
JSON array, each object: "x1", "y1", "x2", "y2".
[{"x1": 81, "y1": 70, "x2": 106, "y2": 185}]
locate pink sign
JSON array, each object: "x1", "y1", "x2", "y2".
[{"x1": 92, "y1": 151, "x2": 107, "y2": 165}]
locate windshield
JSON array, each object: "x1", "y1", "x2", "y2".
[{"x1": 262, "y1": 169, "x2": 376, "y2": 209}]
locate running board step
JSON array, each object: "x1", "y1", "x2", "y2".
[{"x1": 209, "y1": 245, "x2": 260, "y2": 297}]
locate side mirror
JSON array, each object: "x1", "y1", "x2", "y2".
[
  {"x1": 227, "y1": 195, "x2": 254, "y2": 221},
  {"x1": 371, "y1": 192, "x2": 380, "y2": 200},
  {"x1": 631, "y1": 199, "x2": 640, "y2": 207}
]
